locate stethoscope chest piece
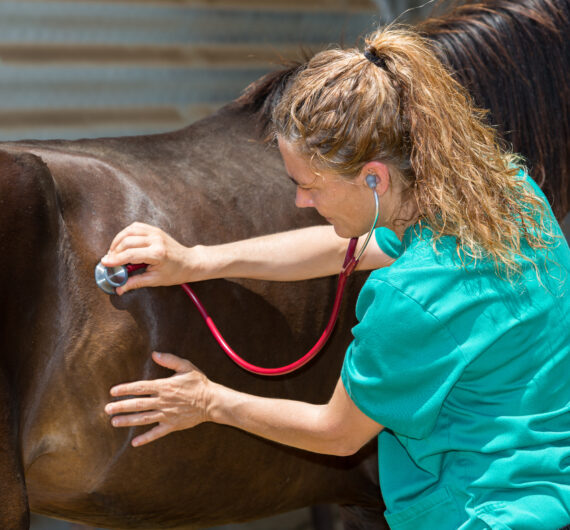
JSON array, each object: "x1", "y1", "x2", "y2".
[{"x1": 94, "y1": 261, "x2": 129, "y2": 294}]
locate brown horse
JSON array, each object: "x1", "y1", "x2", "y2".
[
  {"x1": 1, "y1": 1, "x2": 568, "y2": 529},
  {"x1": 1, "y1": 108, "x2": 382, "y2": 529}
]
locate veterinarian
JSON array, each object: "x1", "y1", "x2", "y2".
[{"x1": 103, "y1": 27, "x2": 570, "y2": 528}]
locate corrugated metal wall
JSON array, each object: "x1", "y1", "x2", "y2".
[{"x1": 0, "y1": 0, "x2": 380, "y2": 141}]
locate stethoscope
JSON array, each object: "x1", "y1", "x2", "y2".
[{"x1": 95, "y1": 175, "x2": 379, "y2": 376}]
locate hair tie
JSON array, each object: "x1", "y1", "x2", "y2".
[{"x1": 364, "y1": 49, "x2": 387, "y2": 69}]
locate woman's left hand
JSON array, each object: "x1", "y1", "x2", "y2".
[{"x1": 104, "y1": 352, "x2": 210, "y2": 447}]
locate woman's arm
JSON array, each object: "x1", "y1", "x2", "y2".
[
  {"x1": 104, "y1": 352, "x2": 383, "y2": 455},
  {"x1": 207, "y1": 374, "x2": 383, "y2": 455},
  {"x1": 193, "y1": 224, "x2": 393, "y2": 281},
  {"x1": 101, "y1": 222, "x2": 393, "y2": 294}
]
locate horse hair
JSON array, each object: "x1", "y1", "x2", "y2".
[
  {"x1": 237, "y1": 0, "x2": 570, "y2": 221},
  {"x1": 420, "y1": 0, "x2": 569, "y2": 220}
]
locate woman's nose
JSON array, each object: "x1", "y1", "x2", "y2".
[{"x1": 295, "y1": 188, "x2": 315, "y2": 208}]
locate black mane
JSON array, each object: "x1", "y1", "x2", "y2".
[
  {"x1": 236, "y1": 0, "x2": 570, "y2": 220},
  {"x1": 420, "y1": 0, "x2": 569, "y2": 219},
  {"x1": 236, "y1": 62, "x2": 303, "y2": 137}
]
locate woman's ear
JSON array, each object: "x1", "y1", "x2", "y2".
[{"x1": 359, "y1": 161, "x2": 391, "y2": 196}]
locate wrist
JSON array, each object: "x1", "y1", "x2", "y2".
[
  {"x1": 203, "y1": 380, "x2": 229, "y2": 424},
  {"x1": 184, "y1": 244, "x2": 220, "y2": 283}
]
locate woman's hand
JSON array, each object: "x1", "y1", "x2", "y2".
[
  {"x1": 100, "y1": 222, "x2": 201, "y2": 294},
  {"x1": 105, "y1": 352, "x2": 383, "y2": 454},
  {"x1": 104, "y1": 352, "x2": 210, "y2": 447}
]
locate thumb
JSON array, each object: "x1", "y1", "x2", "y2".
[
  {"x1": 116, "y1": 271, "x2": 156, "y2": 295},
  {"x1": 152, "y1": 351, "x2": 194, "y2": 373}
]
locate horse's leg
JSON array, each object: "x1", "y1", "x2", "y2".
[
  {"x1": 338, "y1": 448, "x2": 388, "y2": 529},
  {"x1": 310, "y1": 504, "x2": 336, "y2": 530},
  {"x1": 338, "y1": 504, "x2": 389, "y2": 530},
  {"x1": 0, "y1": 373, "x2": 29, "y2": 529},
  {"x1": 0, "y1": 150, "x2": 60, "y2": 530}
]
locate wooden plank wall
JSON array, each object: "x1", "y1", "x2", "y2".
[{"x1": 0, "y1": 0, "x2": 379, "y2": 141}]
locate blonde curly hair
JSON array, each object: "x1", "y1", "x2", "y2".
[{"x1": 272, "y1": 26, "x2": 556, "y2": 279}]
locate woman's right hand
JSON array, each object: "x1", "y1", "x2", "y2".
[{"x1": 100, "y1": 222, "x2": 202, "y2": 294}]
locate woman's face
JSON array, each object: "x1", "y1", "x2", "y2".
[{"x1": 278, "y1": 138, "x2": 379, "y2": 238}]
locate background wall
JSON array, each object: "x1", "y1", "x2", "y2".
[
  {"x1": 0, "y1": 0, "x2": 385, "y2": 141},
  {"x1": 0, "y1": 0, "x2": 438, "y2": 141}
]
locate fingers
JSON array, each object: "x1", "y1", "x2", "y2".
[
  {"x1": 115, "y1": 270, "x2": 159, "y2": 295},
  {"x1": 132, "y1": 424, "x2": 174, "y2": 447},
  {"x1": 107, "y1": 222, "x2": 154, "y2": 255},
  {"x1": 111, "y1": 235, "x2": 151, "y2": 256},
  {"x1": 107, "y1": 353, "x2": 196, "y2": 401},
  {"x1": 109, "y1": 379, "x2": 159, "y2": 398},
  {"x1": 101, "y1": 244, "x2": 160, "y2": 269},
  {"x1": 107, "y1": 410, "x2": 175, "y2": 448},
  {"x1": 105, "y1": 396, "x2": 158, "y2": 415},
  {"x1": 101, "y1": 247, "x2": 155, "y2": 269},
  {"x1": 102, "y1": 223, "x2": 164, "y2": 267},
  {"x1": 106, "y1": 353, "x2": 197, "y2": 401},
  {"x1": 110, "y1": 411, "x2": 163, "y2": 428},
  {"x1": 152, "y1": 351, "x2": 194, "y2": 373}
]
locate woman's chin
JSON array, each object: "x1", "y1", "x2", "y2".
[{"x1": 332, "y1": 224, "x2": 356, "y2": 239}]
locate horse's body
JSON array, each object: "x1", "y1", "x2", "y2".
[
  {"x1": 1, "y1": 1, "x2": 568, "y2": 529},
  {"x1": 0, "y1": 110, "x2": 382, "y2": 529}
]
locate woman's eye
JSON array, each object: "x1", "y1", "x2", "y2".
[{"x1": 288, "y1": 176, "x2": 313, "y2": 191}]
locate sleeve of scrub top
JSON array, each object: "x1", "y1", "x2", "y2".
[{"x1": 341, "y1": 278, "x2": 468, "y2": 440}]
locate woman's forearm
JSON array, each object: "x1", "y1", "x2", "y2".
[
  {"x1": 189, "y1": 225, "x2": 393, "y2": 283},
  {"x1": 206, "y1": 383, "x2": 342, "y2": 454},
  {"x1": 205, "y1": 378, "x2": 382, "y2": 456}
]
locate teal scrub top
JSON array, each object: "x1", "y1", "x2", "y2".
[{"x1": 341, "y1": 175, "x2": 570, "y2": 529}]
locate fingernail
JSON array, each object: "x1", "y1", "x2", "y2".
[{"x1": 112, "y1": 418, "x2": 118, "y2": 426}]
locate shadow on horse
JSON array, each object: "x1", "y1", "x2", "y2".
[{"x1": 0, "y1": 1, "x2": 568, "y2": 528}]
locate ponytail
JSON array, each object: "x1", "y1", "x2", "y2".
[{"x1": 273, "y1": 26, "x2": 554, "y2": 278}]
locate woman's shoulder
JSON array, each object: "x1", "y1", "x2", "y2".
[{"x1": 371, "y1": 224, "x2": 468, "y2": 283}]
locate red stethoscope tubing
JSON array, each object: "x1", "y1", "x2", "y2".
[{"x1": 125, "y1": 237, "x2": 359, "y2": 376}]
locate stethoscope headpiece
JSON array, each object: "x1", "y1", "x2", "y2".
[{"x1": 94, "y1": 261, "x2": 129, "y2": 295}]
